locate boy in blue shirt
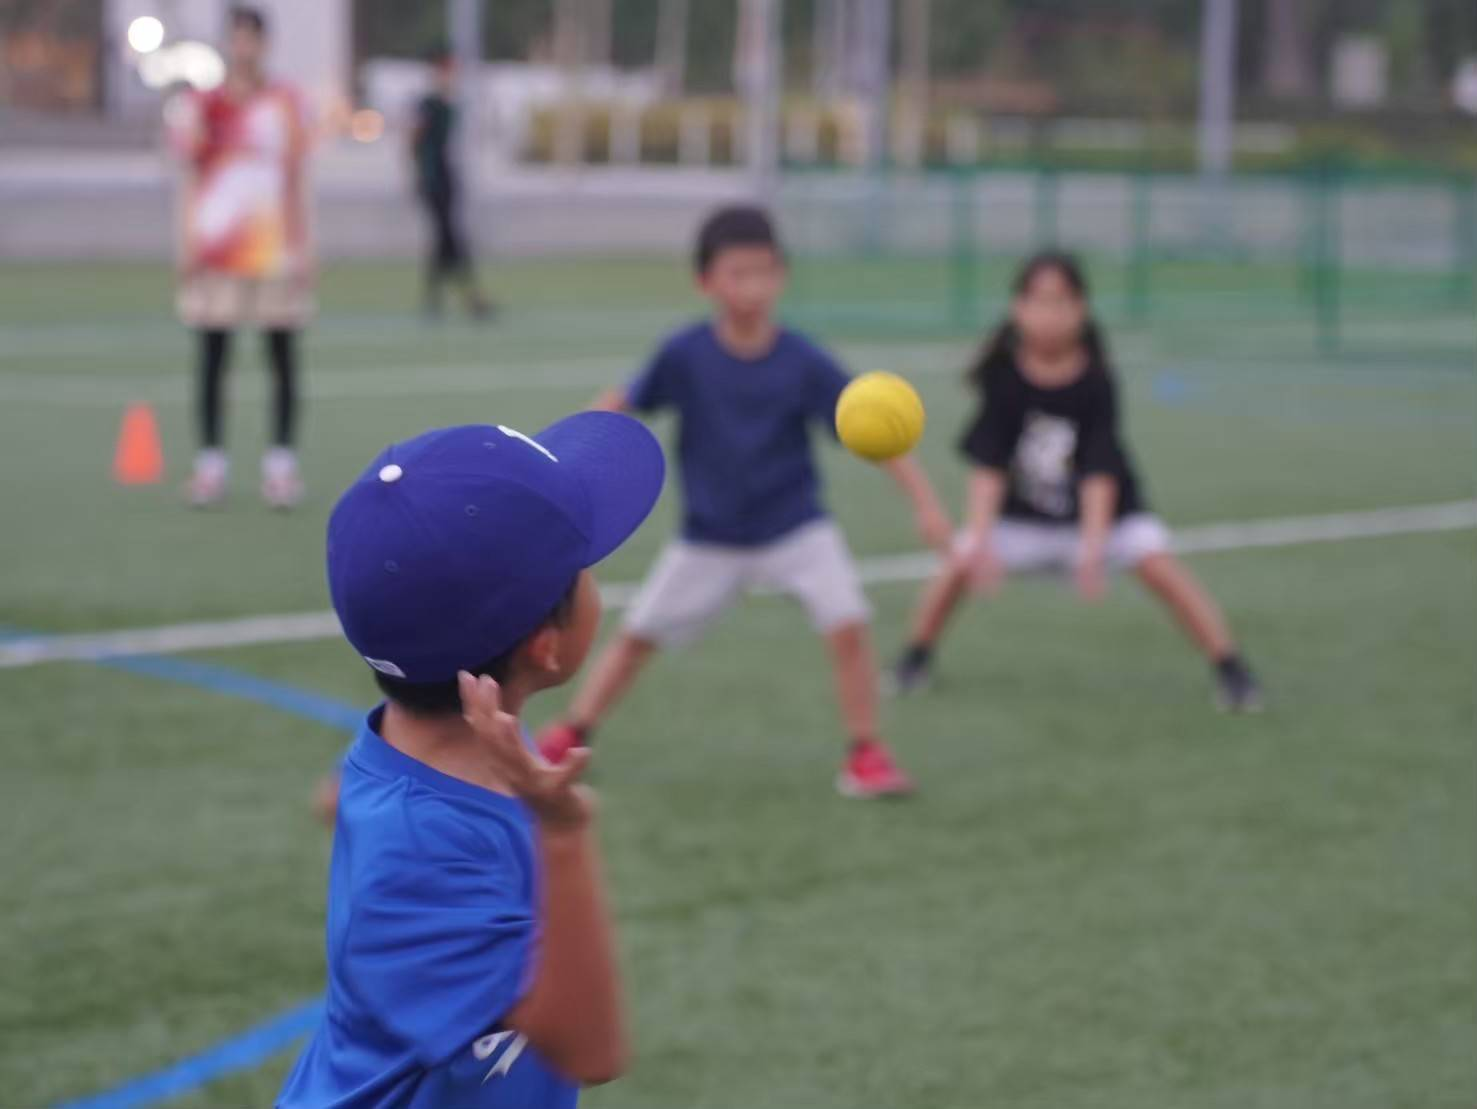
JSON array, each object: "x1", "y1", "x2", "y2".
[
  {"x1": 539, "y1": 206, "x2": 951, "y2": 797},
  {"x1": 279, "y1": 412, "x2": 666, "y2": 1107}
]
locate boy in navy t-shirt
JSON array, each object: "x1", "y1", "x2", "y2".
[
  {"x1": 279, "y1": 412, "x2": 665, "y2": 1107},
  {"x1": 538, "y1": 206, "x2": 951, "y2": 797}
]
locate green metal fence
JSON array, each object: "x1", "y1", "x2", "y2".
[{"x1": 780, "y1": 166, "x2": 1477, "y2": 364}]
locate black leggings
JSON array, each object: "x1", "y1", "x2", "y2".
[
  {"x1": 197, "y1": 328, "x2": 298, "y2": 449},
  {"x1": 421, "y1": 179, "x2": 471, "y2": 282}
]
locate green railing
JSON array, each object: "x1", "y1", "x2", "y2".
[{"x1": 780, "y1": 165, "x2": 1477, "y2": 362}]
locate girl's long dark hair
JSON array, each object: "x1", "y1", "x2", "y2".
[{"x1": 967, "y1": 250, "x2": 1111, "y2": 387}]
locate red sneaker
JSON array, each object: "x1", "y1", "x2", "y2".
[
  {"x1": 537, "y1": 721, "x2": 586, "y2": 765},
  {"x1": 836, "y1": 739, "x2": 915, "y2": 799}
]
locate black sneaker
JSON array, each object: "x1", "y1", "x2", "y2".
[
  {"x1": 886, "y1": 651, "x2": 934, "y2": 698},
  {"x1": 1214, "y1": 656, "x2": 1264, "y2": 713}
]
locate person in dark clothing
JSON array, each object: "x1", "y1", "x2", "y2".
[
  {"x1": 411, "y1": 52, "x2": 491, "y2": 319},
  {"x1": 891, "y1": 251, "x2": 1263, "y2": 712}
]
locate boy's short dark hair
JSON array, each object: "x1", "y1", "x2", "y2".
[
  {"x1": 694, "y1": 205, "x2": 783, "y2": 274},
  {"x1": 372, "y1": 577, "x2": 580, "y2": 716},
  {"x1": 229, "y1": 5, "x2": 267, "y2": 35}
]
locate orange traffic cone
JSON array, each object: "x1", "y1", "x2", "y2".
[{"x1": 113, "y1": 403, "x2": 165, "y2": 485}]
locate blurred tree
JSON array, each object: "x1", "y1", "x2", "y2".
[
  {"x1": 485, "y1": 0, "x2": 553, "y2": 61},
  {"x1": 1384, "y1": 0, "x2": 1432, "y2": 100},
  {"x1": 1430, "y1": 0, "x2": 1477, "y2": 75},
  {"x1": 3, "y1": 0, "x2": 99, "y2": 38},
  {"x1": 353, "y1": 0, "x2": 447, "y2": 63},
  {"x1": 589, "y1": 0, "x2": 611, "y2": 65},
  {"x1": 655, "y1": 0, "x2": 688, "y2": 93},
  {"x1": 344, "y1": 0, "x2": 1476, "y2": 113},
  {"x1": 1262, "y1": 0, "x2": 1314, "y2": 99},
  {"x1": 928, "y1": 0, "x2": 1009, "y2": 77}
]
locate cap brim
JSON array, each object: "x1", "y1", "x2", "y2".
[{"x1": 536, "y1": 411, "x2": 666, "y2": 565}]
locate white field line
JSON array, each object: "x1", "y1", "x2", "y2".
[
  {"x1": 0, "y1": 306, "x2": 693, "y2": 360},
  {"x1": 2, "y1": 343, "x2": 1467, "y2": 411},
  {"x1": 0, "y1": 360, "x2": 627, "y2": 408},
  {"x1": 2, "y1": 500, "x2": 1473, "y2": 671},
  {"x1": 0, "y1": 343, "x2": 973, "y2": 408}
]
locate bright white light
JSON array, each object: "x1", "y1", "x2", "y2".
[
  {"x1": 137, "y1": 40, "x2": 225, "y2": 91},
  {"x1": 138, "y1": 49, "x2": 172, "y2": 89},
  {"x1": 175, "y1": 41, "x2": 225, "y2": 90},
  {"x1": 127, "y1": 16, "x2": 165, "y2": 54}
]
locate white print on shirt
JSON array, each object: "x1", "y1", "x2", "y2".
[
  {"x1": 1013, "y1": 411, "x2": 1077, "y2": 517},
  {"x1": 472, "y1": 1030, "x2": 530, "y2": 1084},
  {"x1": 498, "y1": 425, "x2": 559, "y2": 463}
]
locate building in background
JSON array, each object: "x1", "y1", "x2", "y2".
[
  {"x1": 1, "y1": 0, "x2": 349, "y2": 124},
  {"x1": 103, "y1": 0, "x2": 350, "y2": 120}
]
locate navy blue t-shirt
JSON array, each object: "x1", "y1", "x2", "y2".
[
  {"x1": 278, "y1": 708, "x2": 577, "y2": 1109},
  {"x1": 626, "y1": 322, "x2": 851, "y2": 546}
]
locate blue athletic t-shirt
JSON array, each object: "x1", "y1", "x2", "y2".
[
  {"x1": 278, "y1": 708, "x2": 576, "y2": 1109},
  {"x1": 626, "y1": 322, "x2": 851, "y2": 546}
]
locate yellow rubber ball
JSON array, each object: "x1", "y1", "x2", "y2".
[{"x1": 835, "y1": 371, "x2": 926, "y2": 462}]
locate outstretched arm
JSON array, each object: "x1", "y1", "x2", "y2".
[
  {"x1": 460, "y1": 676, "x2": 623, "y2": 1086},
  {"x1": 603, "y1": 343, "x2": 677, "y2": 416},
  {"x1": 510, "y1": 818, "x2": 626, "y2": 1085},
  {"x1": 882, "y1": 455, "x2": 953, "y2": 553},
  {"x1": 957, "y1": 467, "x2": 1008, "y2": 593},
  {"x1": 460, "y1": 673, "x2": 627, "y2": 1086}
]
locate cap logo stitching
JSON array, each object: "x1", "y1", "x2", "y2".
[
  {"x1": 498, "y1": 425, "x2": 559, "y2": 463},
  {"x1": 363, "y1": 656, "x2": 406, "y2": 678}
]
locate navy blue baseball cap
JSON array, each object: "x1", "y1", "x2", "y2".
[{"x1": 327, "y1": 412, "x2": 665, "y2": 683}]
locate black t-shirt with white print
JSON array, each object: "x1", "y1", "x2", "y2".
[{"x1": 959, "y1": 355, "x2": 1146, "y2": 523}]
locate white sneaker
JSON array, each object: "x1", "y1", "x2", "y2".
[
  {"x1": 188, "y1": 450, "x2": 228, "y2": 508},
  {"x1": 261, "y1": 448, "x2": 303, "y2": 511}
]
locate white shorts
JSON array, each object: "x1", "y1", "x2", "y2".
[
  {"x1": 624, "y1": 519, "x2": 871, "y2": 646},
  {"x1": 178, "y1": 272, "x2": 315, "y2": 329},
  {"x1": 959, "y1": 513, "x2": 1172, "y2": 572}
]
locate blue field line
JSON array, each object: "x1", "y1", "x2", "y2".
[
  {"x1": 0, "y1": 624, "x2": 363, "y2": 734},
  {"x1": 3, "y1": 625, "x2": 357, "y2": 1108},
  {"x1": 45, "y1": 648, "x2": 353, "y2": 1109},
  {"x1": 100, "y1": 653, "x2": 363, "y2": 733},
  {"x1": 52, "y1": 999, "x2": 325, "y2": 1109}
]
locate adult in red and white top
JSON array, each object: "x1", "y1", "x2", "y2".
[{"x1": 170, "y1": 4, "x2": 313, "y2": 510}]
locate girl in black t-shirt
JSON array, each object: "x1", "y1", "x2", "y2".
[{"x1": 892, "y1": 252, "x2": 1261, "y2": 711}]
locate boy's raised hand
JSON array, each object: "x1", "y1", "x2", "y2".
[{"x1": 459, "y1": 672, "x2": 594, "y2": 831}]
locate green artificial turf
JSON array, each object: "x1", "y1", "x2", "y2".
[{"x1": 0, "y1": 257, "x2": 1472, "y2": 1108}]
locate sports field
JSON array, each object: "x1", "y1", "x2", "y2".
[{"x1": 2, "y1": 256, "x2": 1474, "y2": 1108}]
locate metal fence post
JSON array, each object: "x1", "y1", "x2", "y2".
[
  {"x1": 1311, "y1": 167, "x2": 1342, "y2": 356},
  {"x1": 1034, "y1": 166, "x2": 1059, "y2": 248},
  {"x1": 1298, "y1": 169, "x2": 1318, "y2": 303},
  {"x1": 951, "y1": 167, "x2": 979, "y2": 330},
  {"x1": 1127, "y1": 169, "x2": 1152, "y2": 324},
  {"x1": 1450, "y1": 175, "x2": 1477, "y2": 306}
]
